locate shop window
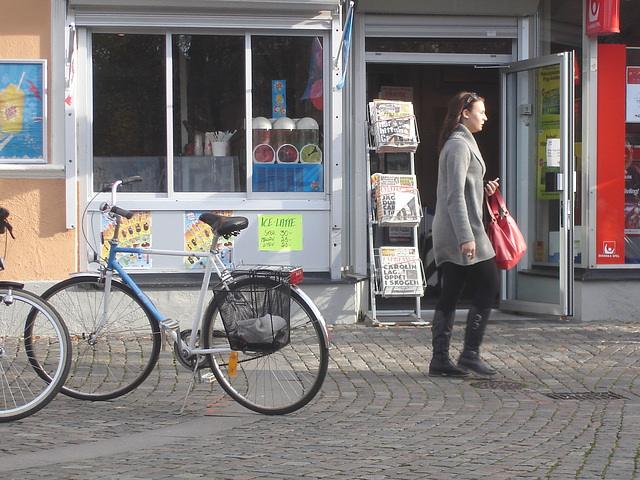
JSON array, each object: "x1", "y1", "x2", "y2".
[
  {"x1": 597, "y1": 1, "x2": 640, "y2": 264},
  {"x1": 624, "y1": 49, "x2": 640, "y2": 263},
  {"x1": 251, "y1": 36, "x2": 324, "y2": 193},
  {"x1": 172, "y1": 35, "x2": 246, "y2": 193},
  {"x1": 91, "y1": 32, "x2": 324, "y2": 194},
  {"x1": 92, "y1": 34, "x2": 167, "y2": 193}
]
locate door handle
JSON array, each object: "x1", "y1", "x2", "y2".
[{"x1": 545, "y1": 172, "x2": 564, "y2": 192}]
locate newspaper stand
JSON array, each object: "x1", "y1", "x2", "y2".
[{"x1": 366, "y1": 100, "x2": 427, "y2": 325}]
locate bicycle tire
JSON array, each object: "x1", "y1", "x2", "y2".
[
  {"x1": 39, "y1": 276, "x2": 161, "y2": 400},
  {"x1": 0, "y1": 287, "x2": 71, "y2": 422},
  {"x1": 202, "y1": 276, "x2": 329, "y2": 415}
]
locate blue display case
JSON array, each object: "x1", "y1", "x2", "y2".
[{"x1": 252, "y1": 164, "x2": 323, "y2": 192}]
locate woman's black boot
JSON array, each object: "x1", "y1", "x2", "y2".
[
  {"x1": 457, "y1": 306, "x2": 497, "y2": 376},
  {"x1": 429, "y1": 310, "x2": 469, "y2": 377}
]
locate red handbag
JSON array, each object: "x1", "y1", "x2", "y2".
[{"x1": 485, "y1": 188, "x2": 527, "y2": 270}]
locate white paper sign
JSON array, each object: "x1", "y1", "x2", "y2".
[
  {"x1": 546, "y1": 138, "x2": 561, "y2": 167},
  {"x1": 627, "y1": 67, "x2": 640, "y2": 123}
]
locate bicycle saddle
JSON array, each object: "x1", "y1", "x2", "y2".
[{"x1": 199, "y1": 213, "x2": 248, "y2": 237}]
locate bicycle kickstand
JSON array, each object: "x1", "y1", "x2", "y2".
[{"x1": 175, "y1": 355, "x2": 210, "y2": 415}]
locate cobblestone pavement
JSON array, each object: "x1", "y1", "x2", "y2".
[{"x1": 2, "y1": 317, "x2": 640, "y2": 479}]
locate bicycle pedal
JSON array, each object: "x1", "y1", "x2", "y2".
[
  {"x1": 160, "y1": 318, "x2": 180, "y2": 331},
  {"x1": 200, "y1": 372, "x2": 215, "y2": 383}
]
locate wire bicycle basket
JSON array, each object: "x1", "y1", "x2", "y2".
[{"x1": 213, "y1": 268, "x2": 293, "y2": 352}]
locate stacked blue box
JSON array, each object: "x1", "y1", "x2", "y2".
[{"x1": 252, "y1": 164, "x2": 323, "y2": 192}]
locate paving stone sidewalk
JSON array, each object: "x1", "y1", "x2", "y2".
[{"x1": 2, "y1": 317, "x2": 640, "y2": 479}]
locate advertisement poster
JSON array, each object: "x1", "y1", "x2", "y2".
[
  {"x1": 0, "y1": 60, "x2": 45, "y2": 162},
  {"x1": 537, "y1": 64, "x2": 560, "y2": 200},
  {"x1": 184, "y1": 211, "x2": 234, "y2": 269},
  {"x1": 624, "y1": 145, "x2": 640, "y2": 234},
  {"x1": 101, "y1": 211, "x2": 152, "y2": 269},
  {"x1": 272, "y1": 80, "x2": 286, "y2": 118},
  {"x1": 258, "y1": 214, "x2": 302, "y2": 251},
  {"x1": 626, "y1": 67, "x2": 640, "y2": 123}
]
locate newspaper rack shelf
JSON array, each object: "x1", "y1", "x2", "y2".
[
  {"x1": 371, "y1": 173, "x2": 422, "y2": 227},
  {"x1": 368, "y1": 100, "x2": 420, "y2": 153},
  {"x1": 373, "y1": 247, "x2": 427, "y2": 297},
  {"x1": 366, "y1": 100, "x2": 427, "y2": 326}
]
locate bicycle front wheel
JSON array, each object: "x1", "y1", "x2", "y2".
[
  {"x1": 1, "y1": 287, "x2": 71, "y2": 422},
  {"x1": 40, "y1": 276, "x2": 161, "y2": 400},
  {"x1": 203, "y1": 277, "x2": 329, "y2": 415}
]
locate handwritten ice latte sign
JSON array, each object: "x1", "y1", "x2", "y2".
[{"x1": 258, "y1": 214, "x2": 302, "y2": 251}]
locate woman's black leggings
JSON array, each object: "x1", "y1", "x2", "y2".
[{"x1": 435, "y1": 259, "x2": 500, "y2": 315}]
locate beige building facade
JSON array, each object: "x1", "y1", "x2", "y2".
[{"x1": 2, "y1": 1, "x2": 639, "y2": 322}]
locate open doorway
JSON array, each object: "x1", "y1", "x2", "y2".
[{"x1": 367, "y1": 63, "x2": 500, "y2": 310}]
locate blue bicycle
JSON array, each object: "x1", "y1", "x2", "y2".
[{"x1": 39, "y1": 177, "x2": 330, "y2": 415}]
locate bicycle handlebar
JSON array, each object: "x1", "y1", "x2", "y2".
[
  {"x1": 110, "y1": 205, "x2": 134, "y2": 220},
  {"x1": 100, "y1": 176, "x2": 143, "y2": 220}
]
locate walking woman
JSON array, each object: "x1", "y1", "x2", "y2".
[{"x1": 429, "y1": 91, "x2": 500, "y2": 377}]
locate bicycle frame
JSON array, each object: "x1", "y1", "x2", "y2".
[
  {"x1": 85, "y1": 177, "x2": 329, "y2": 360},
  {"x1": 92, "y1": 220, "x2": 329, "y2": 359},
  {"x1": 96, "y1": 218, "x2": 233, "y2": 357}
]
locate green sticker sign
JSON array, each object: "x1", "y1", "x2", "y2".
[{"x1": 258, "y1": 214, "x2": 303, "y2": 251}]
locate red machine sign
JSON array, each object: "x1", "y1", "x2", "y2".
[{"x1": 585, "y1": 0, "x2": 620, "y2": 36}]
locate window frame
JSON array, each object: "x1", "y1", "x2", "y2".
[{"x1": 83, "y1": 27, "x2": 330, "y2": 203}]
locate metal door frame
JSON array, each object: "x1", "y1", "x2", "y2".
[{"x1": 499, "y1": 52, "x2": 574, "y2": 317}]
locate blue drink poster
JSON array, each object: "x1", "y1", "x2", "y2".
[{"x1": 0, "y1": 60, "x2": 45, "y2": 162}]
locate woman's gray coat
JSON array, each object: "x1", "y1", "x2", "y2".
[{"x1": 432, "y1": 124, "x2": 495, "y2": 267}]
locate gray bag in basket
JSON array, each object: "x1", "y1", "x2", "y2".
[{"x1": 236, "y1": 314, "x2": 287, "y2": 344}]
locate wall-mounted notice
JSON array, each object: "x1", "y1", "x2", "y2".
[
  {"x1": 258, "y1": 214, "x2": 302, "y2": 251},
  {"x1": 186, "y1": 211, "x2": 234, "y2": 269},
  {"x1": 626, "y1": 67, "x2": 640, "y2": 123},
  {"x1": 101, "y1": 210, "x2": 152, "y2": 269}
]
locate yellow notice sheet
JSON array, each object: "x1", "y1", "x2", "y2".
[{"x1": 258, "y1": 214, "x2": 303, "y2": 251}]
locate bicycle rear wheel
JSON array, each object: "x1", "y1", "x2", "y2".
[
  {"x1": 1, "y1": 287, "x2": 71, "y2": 422},
  {"x1": 39, "y1": 276, "x2": 161, "y2": 400},
  {"x1": 203, "y1": 276, "x2": 329, "y2": 415}
]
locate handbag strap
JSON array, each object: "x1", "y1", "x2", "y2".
[{"x1": 486, "y1": 187, "x2": 508, "y2": 222}]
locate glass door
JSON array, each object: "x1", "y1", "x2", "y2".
[{"x1": 500, "y1": 52, "x2": 575, "y2": 317}]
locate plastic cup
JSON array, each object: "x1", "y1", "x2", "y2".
[{"x1": 0, "y1": 84, "x2": 25, "y2": 134}]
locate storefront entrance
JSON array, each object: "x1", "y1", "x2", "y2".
[
  {"x1": 365, "y1": 53, "x2": 576, "y2": 317},
  {"x1": 366, "y1": 63, "x2": 501, "y2": 311},
  {"x1": 500, "y1": 52, "x2": 576, "y2": 317}
]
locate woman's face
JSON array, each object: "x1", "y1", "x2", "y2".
[{"x1": 461, "y1": 100, "x2": 487, "y2": 133}]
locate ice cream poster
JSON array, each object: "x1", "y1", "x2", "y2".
[
  {"x1": 185, "y1": 211, "x2": 235, "y2": 269},
  {"x1": 101, "y1": 210, "x2": 152, "y2": 269},
  {"x1": 0, "y1": 60, "x2": 45, "y2": 162}
]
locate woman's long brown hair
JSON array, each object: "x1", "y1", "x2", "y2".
[{"x1": 437, "y1": 91, "x2": 484, "y2": 153}]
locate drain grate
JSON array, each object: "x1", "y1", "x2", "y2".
[
  {"x1": 470, "y1": 380, "x2": 528, "y2": 391},
  {"x1": 545, "y1": 391, "x2": 627, "y2": 401}
]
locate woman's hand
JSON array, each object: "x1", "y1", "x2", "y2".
[
  {"x1": 461, "y1": 241, "x2": 476, "y2": 260},
  {"x1": 485, "y1": 178, "x2": 499, "y2": 196}
]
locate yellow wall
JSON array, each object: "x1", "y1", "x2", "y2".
[
  {"x1": 0, "y1": 0, "x2": 50, "y2": 58},
  {"x1": 0, "y1": 1, "x2": 77, "y2": 281},
  {"x1": 0, "y1": 179, "x2": 76, "y2": 280}
]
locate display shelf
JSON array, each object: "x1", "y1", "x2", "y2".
[
  {"x1": 366, "y1": 100, "x2": 427, "y2": 325},
  {"x1": 373, "y1": 246, "x2": 426, "y2": 297}
]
